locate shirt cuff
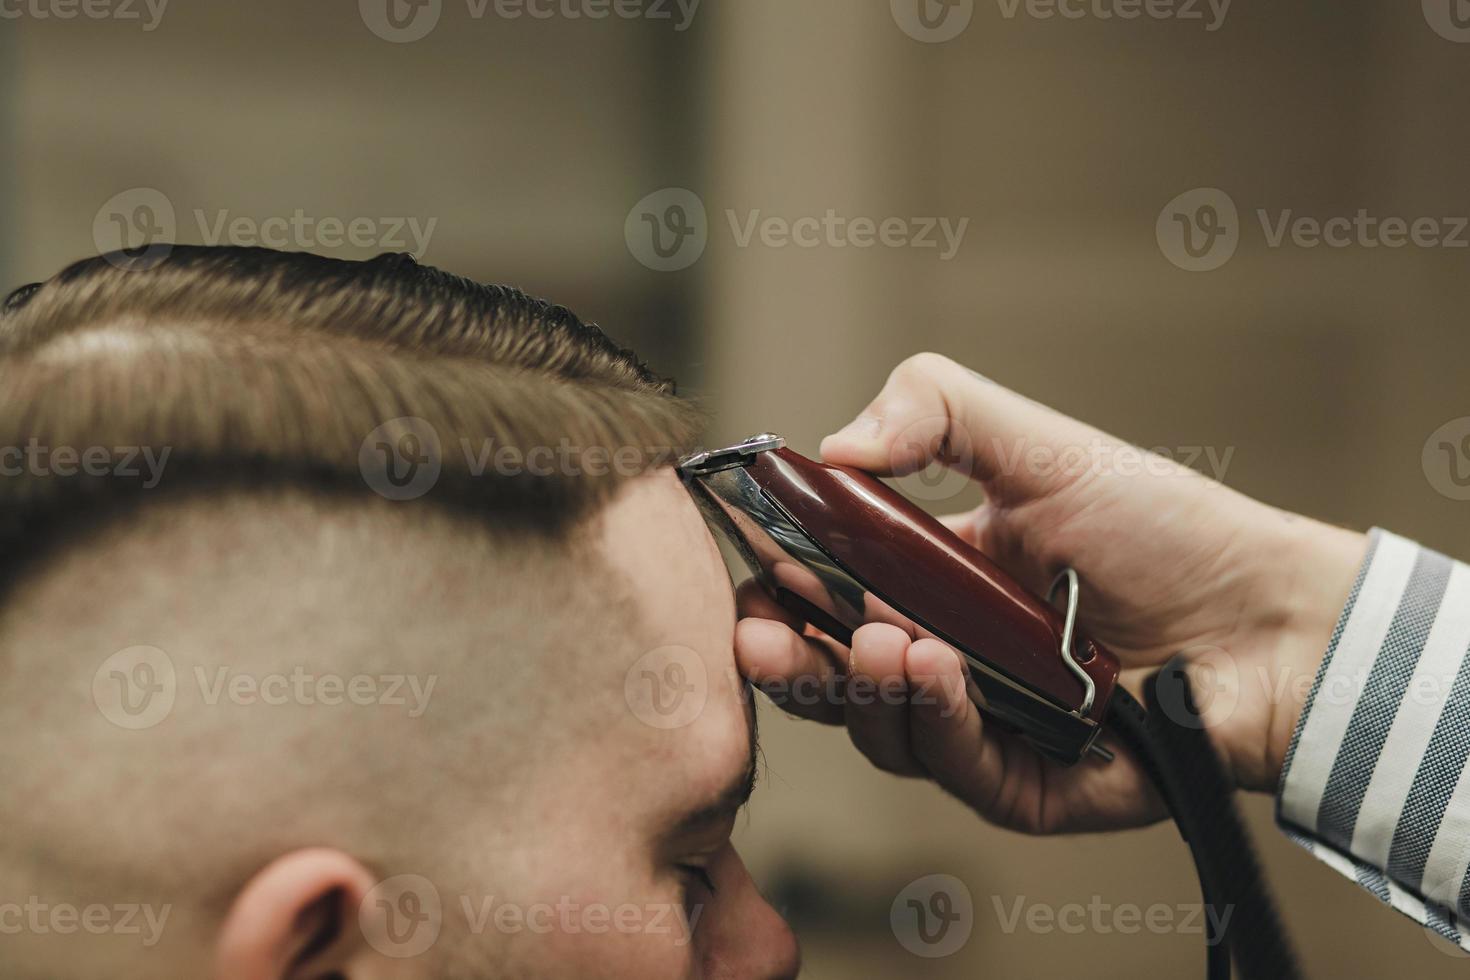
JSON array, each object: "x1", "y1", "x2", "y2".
[{"x1": 1277, "y1": 528, "x2": 1470, "y2": 949}]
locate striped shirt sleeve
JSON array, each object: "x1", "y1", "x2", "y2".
[{"x1": 1278, "y1": 528, "x2": 1470, "y2": 948}]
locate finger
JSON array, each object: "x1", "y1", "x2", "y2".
[
  {"x1": 734, "y1": 618, "x2": 846, "y2": 724},
  {"x1": 937, "y1": 507, "x2": 985, "y2": 546},
  {"x1": 844, "y1": 623, "x2": 925, "y2": 776},
  {"x1": 734, "y1": 579, "x2": 804, "y2": 630},
  {"x1": 818, "y1": 352, "x2": 1125, "y2": 505},
  {"x1": 736, "y1": 580, "x2": 853, "y2": 666},
  {"x1": 904, "y1": 637, "x2": 1008, "y2": 812}
]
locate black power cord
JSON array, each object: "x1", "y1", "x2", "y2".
[{"x1": 1103, "y1": 658, "x2": 1301, "y2": 980}]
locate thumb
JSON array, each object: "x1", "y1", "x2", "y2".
[{"x1": 819, "y1": 352, "x2": 1116, "y2": 504}]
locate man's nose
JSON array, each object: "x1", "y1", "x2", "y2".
[
  {"x1": 750, "y1": 897, "x2": 801, "y2": 979},
  {"x1": 725, "y1": 884, "x2": 801, "y2": 980},
  {"x1": 703, "y1": 848, "x2": 801, "y2": 979}
]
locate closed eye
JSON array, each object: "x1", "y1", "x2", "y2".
[{"x1": 678, "y1": 863, "x2": 718, "y2": 895}]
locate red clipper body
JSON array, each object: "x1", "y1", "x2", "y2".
[{"x1": 679, "y1": 434, "x2": 1120, "y2": 765}]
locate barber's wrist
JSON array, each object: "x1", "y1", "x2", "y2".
[{"x1": 1256, "y1": 513, "x2": 1368, "y2": 792}]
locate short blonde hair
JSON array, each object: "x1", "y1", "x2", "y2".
[{"x1": 0, "y1": 246, "x2": 703, "y2": 561}]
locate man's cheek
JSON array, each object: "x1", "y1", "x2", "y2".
[
  {"x1": 520, "y1": 924, "x2": 697, "y2": 979},
  {"x1": 475, "y1": 887, "x2": 699, "y2": 978}
]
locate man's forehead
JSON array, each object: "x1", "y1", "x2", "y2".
[
  {"x1": 593, "y1": 469, "x2": 734, "y2": 641},
  {"x1": 592, "y1": 470, "x2": 752, "y2": 800}
]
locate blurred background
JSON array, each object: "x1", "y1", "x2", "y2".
[{"x1": 8, "y1": 1, "x2": 1470, "y2": 976}]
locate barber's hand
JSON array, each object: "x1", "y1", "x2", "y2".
[{"x1": 735, "y1": 353, "x2": 1367, "y2": 833}]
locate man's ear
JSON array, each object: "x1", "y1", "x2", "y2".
[{"x1": 213, "y1": 848, "x2": 379, "y2": 980}]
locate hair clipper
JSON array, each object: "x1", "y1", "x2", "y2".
[{"x1": 677, "y1": 433, "x2": 1120, "y2": 766}]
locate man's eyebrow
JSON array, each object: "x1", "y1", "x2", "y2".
[{"x1": 669, "y1": 699, "x2": 761, "y2": 836}]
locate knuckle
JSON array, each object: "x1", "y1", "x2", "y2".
[{"x1": 893, "y1": 351, "x2": 956, "y2": 382}]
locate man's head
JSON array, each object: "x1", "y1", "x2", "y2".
[{"x1": 0, "y1": 248, "x2": 799, "y2": 979}]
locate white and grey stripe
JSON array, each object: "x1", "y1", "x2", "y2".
[
  {"x1": 1315, "y1": 549, "x2": 1453, "y2": 848},
  {"x1": 1278, "y1": 529, "x2": 1470, "y2": 949},
  {"x1": 1384, "y1": 562, "x2": 1470, "y2": 898}
]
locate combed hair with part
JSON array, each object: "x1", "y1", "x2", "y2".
[{"x1": 0, "y1": 246, "x2": 703, "y2": 559}]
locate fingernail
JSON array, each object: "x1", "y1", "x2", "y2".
[{"x1": 829, "y1": 414, "x2": 882, "y2": 442}]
